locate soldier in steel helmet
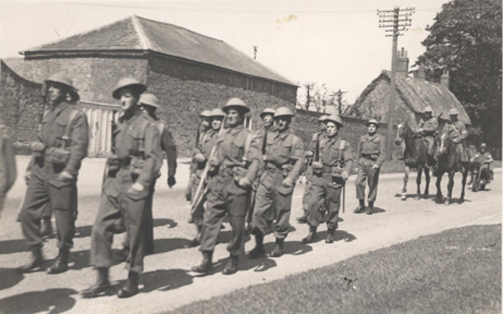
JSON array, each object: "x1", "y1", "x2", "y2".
[
  {"x1": 18, "y1": 73, "x2": 89, "y2": 274},
  {"x1": 137, "y1": 93, "x2": 178, "y2": 255},
  {"x1": 442, "y1": 108, "x2": 469, "y2": 162},
  {"x1": 191, "y1": 98, "x2": 261, "y2": 276},
  {"x1": 297, "y1": 114, "x2": 329, "y2": 224},
  {"x1": 354, "y1": 119, "x2": 386, "y2": 215},
  {"x1": 186, "y1": 107, "x2": 226, "y2": 248},
  {"x1": 417, "y1": 106, "x2": 439, "y2": 163},
  {"x1": 249, "y1": 107, "x2": 304, "y2": 258},
  {"x1": 302, "y1": 114, "x2": 354, "y2": 244},
  {"x1": 82, "y1": 78, "x2": 162, "y2": 299}
]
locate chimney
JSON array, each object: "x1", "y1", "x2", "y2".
[
  {"x1": 396, "y1": 47, "x2": 409, "y2": 77},
  {"x1": 441, "y1": 69, "x2": 450, "y2": 89},
  {"x1": 417, "y1": 65, "x2": 426, "y2": 79}
]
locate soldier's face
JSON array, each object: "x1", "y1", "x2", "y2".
[
  {"x1": 450, "y1": 115, "x2": 457, "y2": 122},
  {"x1": 326, "y1": 122, "x2": 338, "y2": 137},
  {"x1": 368, "y1": 124, "x2": 377, "y2": 134},
  {"x1": 201, "y1": 118, "x2": 211, "y2": 130},
  {"x1": 211, "y1": 117, "x2": 223, "y2": 131},
  {"x1": 425, "y1": 112, "x2": 432, "y2": 119},
  {"x1": 142, "y1": 105, "x2": 156, "y2": 118},
  {"x1": 262, "y1": 114, "x2": 273, "y2": 128},
  {"x1": 320, "y1": 122, "x2": 327, "y2": 132},
  {"x1": 275, "y1": 117, "x2": 291, "y2": 132},
  {"x1": 47, "y1": 83, "x2": 67, "y2": 104},
  {"x1": 226, "y1": 109, "x2": 243, "y2": 127},
  {"x1": 119, "y1": 88, "x2": 139, "y2": 112}
]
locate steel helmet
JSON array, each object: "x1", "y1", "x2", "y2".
[
  {"x1": 223, "y1": 97, "x2": 250, "y2": 113},
  {"x1": 424, "y1": 106, "x2": 433, "y2": 113},
  {"x1": 325, "y1": 114, "x2": 344, "y2": 127},
  {"x1": 448, "y1": 108, "x2": 459, "y2": 115},
  {"x1": 274, "y1": 107, "x2": 294, "y2": 119},
  {"x1": 319, "y1": 114, "x2": 329, "y2": 122},
  {"x1": 139, "y1": 93, "x2": 160, "y2": 108},
  {"x1": 209, "y1": 108, "x2": 226, "y2": 118},
  {"x1": 200, "y1": 110, "x2": 212, "y2": 118},
  {"x1": 367, "y1": 119, "x2": 379, "y2": 127},
  {"x1": 480, "y1": 143, "x2": 487, "y2": 149},
  {"x1": 112, "y1": 78, "x2": 147, "y2": 99},
  {"x1": 45, "y1": 72, "x2": 80, "y2": 101},
  {"x1": 260, "y1": 108, "x2": 276, "y2": 118}
]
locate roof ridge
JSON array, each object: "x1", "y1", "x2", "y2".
[
  {"x1": 131, "y1": 15, "x2": 151, "y2": 50},
  {"x1": 134, "y1": 15, "x2": 225, "y2": 43},
  {"x1": 21, "y1": 16, "x2": 135, "y2": 54}
]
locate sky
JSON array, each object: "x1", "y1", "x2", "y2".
[{"x1": 0, "y1": 0, "x2": 450, "y2": 101}]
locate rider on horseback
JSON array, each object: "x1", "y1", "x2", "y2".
[
  {"x1": 417, "y1": 106, "x2": 438, "y2": 164},
  {"x1": 443, "y1": 108, "x2": 469, "y2": 163}
]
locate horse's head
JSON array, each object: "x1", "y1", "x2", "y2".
[
  {"x1": 395, "y1": 122, "x2": 416, "y2": 145},
  {"x1": 438, "y1": 133, "x2": 455, "y2": 156}
]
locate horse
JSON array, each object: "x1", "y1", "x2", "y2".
[
  {"x1": 395, "y1": 122, "x2": 432, "y2": 200},
  {"x1": 435, "y1": 134, "x2": 470, "y2": 205}
]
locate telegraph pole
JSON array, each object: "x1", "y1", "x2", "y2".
[{"x1": 377, "y1": 6, "x2": 414, "y2": 160}]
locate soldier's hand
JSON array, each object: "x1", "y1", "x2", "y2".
[
  {"x1": 58, "y1": 171, "x2": 74, "y2": 181},
  {"x1": 168, "y1": 175, "x2": 176, "y2": 188},
  {"x1": 305, "y1": 151, "x2": 314, "y2": 158},
  {"x1": 194, "y1": 153, "x2": 206, "y2": 163},
  {"x1": 282, "y1": 177, "x2": 294, "y2": 188},
  {"x1": 25, "y1": 171, "x2": 31, "y2": 185},
  {"x1": 263, "y1": 155, "x2": 268, "y2": 161},
  {"x1": 238, "y1": 177, "x2": 251, "y2": 188},
  {"x1": 372, "y1": 164, "x2": 379, "y2": 169},
  {"x1": 341, "y1": 170, "x2": 349, "y2": 181},
  {"x1": 129, "y1": 182, "x2": 144, "y2": 193}
]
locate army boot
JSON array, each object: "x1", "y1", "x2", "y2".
[
  {"x1": 354, "y1": 199, "x2": 365, "y2": 214},
  {"x1": 81, "y1": 268, "x2": 112, "y2": 298},
  {"x1": 326, "y1": 228, "x2": 335, "y2": 244},
  {"x1": 118, "y1": 271, "x2": 139, "y2": 298},
  {"x1": 191, "y1": 251, "x2": 213, "y2": 274},
  {"x1": 296, "y1": 210, "x2": 308, "y2": 224},
  {"x1": 222, "y1": 255, "x2": 239, "y2": 275},
  {"x1": 248, "y1": 232, "x2": 265, "y2": 258},
  {"x1": 185, "y1": 225, "x2": 202, "y2": 248},
  {"x1": 270, "y1": 238, "x2": 284, "y2": 258},
  {"x1": 367, "y1": 202, "x2": 374, "y2": 215},
  {"x1": 19, "y1": 245, "x2": 44, "y2": 273},
  {"x1": 47, "y1": 249, "x2": 69, "y2": 274},
  {"x1": 40, "y1": 217, "x2": 53, "y2": 238},
  {"x1": 302, "y1": 227, "x2": 317, "y2": 244}
]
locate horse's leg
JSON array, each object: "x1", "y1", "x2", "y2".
[
  {"x1": 402, "y1": 166, "x2": 409, "y2": 200},
  {"x1": 445, "y1": 171, "x2": 455, "y2": 206},
  {"x1": 424, "y1": 167, "x2": 430, "y2": 198},
  {"x1": 436, "y1": 173, "x2": 443, "y2": 202},
  {"x1": 415, "y1": 166, "x2": 422, "y2": 200},
  {"x1": 460, "y1": 165, "x2": 467, "y2": 203}
]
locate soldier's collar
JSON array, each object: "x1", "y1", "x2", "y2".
[
  {"x1": 52, "y1": 101, "x2": 69, "y2": 114},
  {"x1": 229, "y1": 124, "x2": 244, "y2": 133}
]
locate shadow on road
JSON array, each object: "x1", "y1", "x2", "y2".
[
  {"x1": 115, "y1": 269, "x2": 194, "y2": 294},
  {"x1": 154, "y1": 218, "x2": 177, "y2": 229},
  {"x1": 0, "y1": 239, "x2": 29, "y2": 255},
  {"x1": 0, "y1": 267, "x2": 24, "y2": 291},
  {"x1": 153, "y1": 237, "x2": 193, "y2": 254},
  {"x1": 213, "y1": 254, "x2": 278, "y2": 274},
  {"x1": 0, "y1": 288, "x2": 78, "y2": 314},
  {"x1": 74, "y1": 225, "x2": 92, "y2": 238}
]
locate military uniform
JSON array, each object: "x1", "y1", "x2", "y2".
[
  {"x1": 443, "y1": 120, "x2": 468, "y2": 162},
  {"x1": 0, "y1": 122, "x2": 17, "y2": 215},
  {"x1": 253, "y1": 129, "x2": 304, "y2": 240},
  {"x1": 19, "y1": 99, "x2": 89, "y2": 271},
  {"x1": 355, "y1": 131, "x2": 386, "y2": 208},
  {"x1": 418, "y1": 116, "x2": 438, "y2": 157},
  {"x1": 90, "y1": 109, "x2": 161, "y2": 274}
]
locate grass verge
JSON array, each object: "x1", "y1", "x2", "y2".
[{"x1": 165, "y1": 225, "x2": 501, "y2": 314}]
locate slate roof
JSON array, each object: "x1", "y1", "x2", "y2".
[
  {"x1": 21, "y1": 15, "x2": 295, "y2": 86},
  {"x1": 352, "y1": 70, "x2": 471, "y2": 124}
]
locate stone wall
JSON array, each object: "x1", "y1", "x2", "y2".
[{"x1": 0, "y1": 60, "x2": 42, "y2": 143}]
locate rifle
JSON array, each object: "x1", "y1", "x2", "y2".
[
  {"x1": 191, "y1": 117, "x2": 227, "y2": 216},
  {"x1": 246, "y1": 127, "x2": 263, "y2": 233}
]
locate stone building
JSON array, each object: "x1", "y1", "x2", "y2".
[{"x1": 5, "y1": 15, "x2": 298, "y2": 156}]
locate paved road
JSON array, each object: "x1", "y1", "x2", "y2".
[{"x1": 0, "y1": 157, "x2": 501, "y2": 314}]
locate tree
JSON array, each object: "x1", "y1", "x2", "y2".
[
  {"x1": 300, "y1": 83, "x2": 339, "y2": 113},
  {"x1": 416, "y1": 0, "x2": 502, "y2": 146}
]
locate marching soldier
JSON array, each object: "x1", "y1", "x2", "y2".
[
  {"x1": 139, "y1": 93, "x2": 178, "y2": 254},
  {"x1": 191, "y1": 98, "x2": 261, "y2": 275},
  {"x1": 443, "y1": 108, "x2": 469, "y2": 162},
  {"x1": 302, "y1": 114, "x2": 354, "y2": 244},
  {"x1": 187, "y1": 107, "x2": 225, "y2": 247},
  {"x1": 0, "y1": 120, "x2": 17, "y2": 216},
  {"x1": 18, "y1": 73, "x2": 89, "y2": 274},
  {"x1": 185, "y1": 110, "x2": 212, "y2": 203},
  {"x1": 417, "y1": 106, "x2": 439, "y2": 163},
  {"x1": 354, "y1": 119, "x2": 386, "y2": 215},
  {"x1": 249, "y1": 107, "x2": 304, "y2": 258},
  {"x1": 297, "y1": 114, "x2": 329, "y2": 224},
  {"x1": 83, "y1": 78, "x2": 161, "y2": 298}
]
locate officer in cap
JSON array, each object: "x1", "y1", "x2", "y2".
[
  {"x1": 186, "y1": 107, "x2": 226, "y2": 248},
  {"x1": 192, "y1": 98, "x2": 261, "y2": 275},
  {"x1": 18, "y1": 73, "x2": 89, "y2": 274},
  {"x1": 417, "y1": 106, "x2": 439, "y2": 162},
  {"x1": 83, "y1": 78, "x2": 161, "y2": 298},
  {"x1": 138, "y1": 93, "x2": 178, "y2": 254},
  {"x1": 297, "y1": 114, "x2": 329, "y2": 224},
  {"x1": 302, "y1": 114, "x2": 354, "y2": 243},
  {"x1": 354, "y1": 119, "x2": 385, "y2": 215},
  {"x1": 442, "y1": 108, "x2": 469, "y2": 162},
  {"x1": 249, "y1": 107, "x2": 304, "y2": 258}
]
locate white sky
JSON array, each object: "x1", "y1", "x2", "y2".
[{"x1": 0, "y1": 0, "x2": 449, "y2": 101}]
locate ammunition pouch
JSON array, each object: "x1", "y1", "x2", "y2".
[
  {"x1": 362, "y1": 153, "x2": 378, "y2": 161},
  {"x1": 107, "y1": 155, "x2": 121, "y2": 175},
  {"x1": 232, "y1": 166, "x2": 248, "y2": 182},
  {"x1": 48, "y1": 147, "x2": 71, "y2": 166},
  {"x1": 131, "y1": 157, "x2": 145, "y2": 176},
  {"x1": 312, "y1": 161, "x2": 323, "y2": 176},
  {"x1": 208, "y1": 157, "x2": 220, "y2": 176},
  {"x1": 31, "y1": 142, "x2": 46, "y2": 158},
  {"x1": 331, "y1": 166, "x2": 344, "y2": 179}
]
